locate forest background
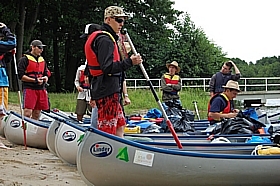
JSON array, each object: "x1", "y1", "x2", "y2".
[{"x1": 1, "y1": 0, "x2": 279, "y2": 93}]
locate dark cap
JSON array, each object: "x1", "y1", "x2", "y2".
[
  {"x1": 30, "y1": 40, "x2": 46, "y2": 47},
  {"x1": 80, "y1": 24, "x2": 101, "y2": 38}
]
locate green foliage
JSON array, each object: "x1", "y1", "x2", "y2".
[
  {"x1": 1, "y1": 0, "x2": 280, "y2": 94},
  {"x1": 171, "y1": 13, "x2": 226, "y2": 78}
]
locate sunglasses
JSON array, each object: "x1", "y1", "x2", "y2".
[
  {"x1": 114, "y1": 17, "x2": 125, "y2": 24},
  {"x1": 36, "y1": 46, "x2": 43, "y2": 49}
]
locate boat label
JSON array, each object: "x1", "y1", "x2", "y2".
[
  {"x1": 133, "y1": 150, "x2": 154, "y2": 167},
  {"x1": 90, "y1": 142, "x2": 112, "y2": 157},
  {"x1": 62, "y1": 131, "x2": 76, "y2": 141},
  {"x1": 10, "y1": 119, "x2": 21, "y2": 128},
  {"x1": 27, "y1": 125, "x2": 38, "y2": 133}
]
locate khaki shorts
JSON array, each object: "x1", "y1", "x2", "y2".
[
  {"x1": 0, "y1": 87, "x2": 8, "y2": 115},
  {"x1": 75, "y1": 99, "x2": 91, "y2": 115}
]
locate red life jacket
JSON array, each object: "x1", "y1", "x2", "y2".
[
  {"x1": 85, "y1": 31, "x2": 120, "y2": 76},
  {"x1": 24, "y1": 54, "x2": 45, "y2": 79},
  {"x1": 47, "y1": 69, "x2": 51, "y2": 77},
  {"x1": 207, "y1": 93, "x2": 231, "y2": 122},
  {"x1": 79, "y1": 70, "x2": 90, "y2": 88},
  {"x1": 163, "y1": 73, "x2": 180, "y2": 95}
]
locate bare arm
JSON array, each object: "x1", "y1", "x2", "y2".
[
  {"x1": 122, "y1": 80, "x2": 131, "y2": 106},
  {"x1": 229, "y1": 61, "x2": 240, "y2": 74},
  {"x1": 208, "y1": 112, "x2": 238, "y2": 120},
  {"x1": 74, "y1": 69, "x2": 83, "y2": 92}
]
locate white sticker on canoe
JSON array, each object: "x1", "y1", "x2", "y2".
[
  {"x1": 27, "y1": 125, "x2": 39, "y2": 133},
  {"x1": 133, "y1": 150, "x2": 154, "y2": 167}
]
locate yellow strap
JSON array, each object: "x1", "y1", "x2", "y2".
[
  {"x1": 102, "y1": 31, "x2": 116, "y2": 43},
  {"x1": 163, "y1": 73, "x2": 180, "y2": 80},
  {"x1": 25, "y1": 54, "x2": 45, "y2": 63},
  {"x1": 220, "y1": 93, "x2": 229, "y2": 101}
]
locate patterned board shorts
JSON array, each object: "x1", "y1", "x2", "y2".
[{"x1": 96, "y1": 93, "x2": 126, "y2": 135}]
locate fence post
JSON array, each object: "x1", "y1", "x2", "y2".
[
  {"x1": 244, "y1": 78, "x2": 247, "y2": 92},
  {"x1": 203, "y1": 79, "x2": 206, "y2": 92},
  {"x1": 265, "y1": 78, "x2": 268, "y2": 91}
]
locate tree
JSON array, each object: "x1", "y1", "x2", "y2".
[{"x1": 171, "y1": 13, "x2": 226, "y2": 78}]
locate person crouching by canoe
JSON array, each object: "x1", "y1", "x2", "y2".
[{"x1": 208, "y1": 80, "x2": 240, "y2": 125}]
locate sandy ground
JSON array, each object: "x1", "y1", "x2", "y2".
[{"x1": 0, "y1": 104, "x2": 87, "y2": 186}]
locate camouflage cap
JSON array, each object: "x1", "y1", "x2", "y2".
[{"x1": 104, "y1": 6, "x2": 128, "y2": 19}]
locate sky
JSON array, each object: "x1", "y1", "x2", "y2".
[{"x1": 173, "y1": 0, "x2": 280, "y2": 63}]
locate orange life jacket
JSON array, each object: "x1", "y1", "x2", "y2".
[
  {"x1": 24, "y1": 54, "x2": 45, "y2": 79},
  {"x1": 208, "y1": 93, "x2": 231, "y2": 122},
  {"x1": 85, "y1": 31, "x2": 120, "y2": 76},
  {"x1": 163, "y1": 73, "x2": 180, "y2": 95}
]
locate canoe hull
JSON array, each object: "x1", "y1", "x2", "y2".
[
  {"x1": 46, "y1": 119, "x2": 60, "y2": 155},
  {"x1": 77, "y1": 128, "x2": 280, "y2": 186},
  {"x1": 4, "y1": 112, "x2": 49, "y2": 149},
  {"x1": 0, "y1": 114, "x2": 9, "y2": 138},
  {"x1": 55, "y1": 121, "x2": 85, "y2": 165}
]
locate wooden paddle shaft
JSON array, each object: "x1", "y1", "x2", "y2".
[{"x1": 13, "y1": 51, "x2": 27, "y2": 150}]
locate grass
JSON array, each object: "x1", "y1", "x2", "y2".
[{"x1": 8, "y1": 88, "x2": 210, "y2": 119}]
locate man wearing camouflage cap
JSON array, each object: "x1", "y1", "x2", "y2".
[{"x1": 84, "y1": 6, "x2": 142, "y2": 137}]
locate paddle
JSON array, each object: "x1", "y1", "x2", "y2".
[
  {"x1": 13, "y1": 49, "x2": 27, "y2": 150},
  {"x1": 192, "y1": 101, "x2": 201, "y2": 120},
  {"x1": 123, "y1": 29, "x2": 182, "y2": 149}
]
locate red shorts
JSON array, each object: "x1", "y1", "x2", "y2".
[
  {"x1": 23, "y1": 89, "x2": 49, "y2": 110},
  {"x1": 96, "y1": 93, "x2": 126, "y2": 135}
]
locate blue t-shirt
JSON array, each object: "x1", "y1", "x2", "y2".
[{"x1": 209, "y1": 96, "x2": 232, "y2": 113}]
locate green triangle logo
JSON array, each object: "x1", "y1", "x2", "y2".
[
  {"x1": 77, "y1": 133, "x2": 84, "y2": 145},
  {"x1": 116, "y1": 147, "x2": 129, "y2": 162},
  {"x1": 4, "y1": 115, "x2": 8, "y2": 122}
]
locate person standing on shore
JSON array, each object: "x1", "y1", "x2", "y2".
[
  {"x1": 17, "y1": 40, "x2": 49, "y2": 120},
  {"x1": 0, "y1": 22, "x2": 16, "y2": 149},
  {"x1": 74, "y1": 62, "x2": 91, "y2": 121},
  {"x1": 80, "y1": 23, "x2": 102, "y2": 128},
  {"x1": 161, "y1": 61, "x2": 182, "y2": 109},
  {"x1": 0, "y1": 22, "x2": 16, "y2": 116},
  {"x1": 209, "y1": 60, "x2": 241, "y2": 98},
  {"x1": 85, "y1": 6, "x2": 142, "y2": 137}
]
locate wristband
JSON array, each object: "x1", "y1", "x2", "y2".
[{"x1": 124, "y1": 93, "x2": 128, "y2": 97}]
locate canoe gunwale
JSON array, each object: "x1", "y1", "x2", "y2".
[{"x1": 87, "y1": 127, "x2": 280, "y2": 159}]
